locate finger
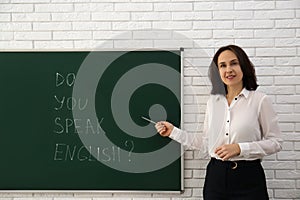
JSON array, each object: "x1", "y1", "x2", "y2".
[{"x1": 215, "y1": 147, "x2": 223, "y2": 155}]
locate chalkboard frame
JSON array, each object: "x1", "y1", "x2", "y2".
[{"x1": 0, "y1": 48, "x2": 184, "y2": 193}]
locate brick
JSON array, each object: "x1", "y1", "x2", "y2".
[
  {"x1": 133, "y1": 30, "x2": 171, "y2": 39},
  {"x1": 276, "y1": 0, "x2": 300, "y2": 9},
  {"x1": 274, "y1": 104, "x2": 294, "y2": 113},
  {"x1": 193, "y1": 20, "x2": 233, "y2": 30},
  {"x1": 256, "y1": 67, "x2": 294, "y2": 76},
  {"x1": 276, "y1": 38, "x2": 300, "y2": 47},
  {"x1": 236, "y1": 39, "x2": 273, "y2": 47},
  {"x1": 254, "y1": 29, "x2": 295, "y2": 38},
  {"x1": 276, "y1": 170, "x2": 300, "y2": 179},
  {"x1": 175, "y1": 30, "x2": 212, "y2": 39},
  {"x1": 297, "y1": 86, "x2": 300, "y2": 94},
  {"x1": 283, "y1": 133, "x2": 300, "y2": 141},
  {"x1": 0, "y1": 4, "x2": 33, "y2": 12},
  {"x1": 193, "y1": 77, "x2": 210, "y2": 86},
  {"x1": 12, "y1": 13, "x2": 50, "y2": 21},
  {"x1": 296, "y1": 67, "x2": 300, "y2": 75},
  {"x1": 0, "y1": 13, "x2": 11, "y2": 21},
  {"x1": 276, "y1": 57, "x2": 300, "y2": 65},
  {"x1": 34, "y1": 41, "x2": 73, "y2": 49},
  {"x1": 154, "y1": 3, "x2": 192, "y2": 11},
  {"x1": 296, "y1": 105, "x2": 300, "y2": 113},
  {"x1": 0, "y1": 22, "x2": 31, "y2": 31},
  {"x1": 112, "y1": 22, "x2": 151, "y2": 30},
  {"x1": 278, "y1": 151, "x2": 300, "y2": 160},
  {"x1": 0, "y1": 41, "x2": 32, "y2": 49},
  {"x1": 184, "y1": 179, "x2": 202, "y2": 188},
  {"x1": 172, "y1": 12, "x2": 211, "y2": 21},
  {"x1": 257, "y1": 76, "x2": 273, "y2": 85},
  {"x1": 254, "y1": 10, "x2": 294, "y2": 19},
  {"x1": 113, "y1": 40, "x2": 152, "y2": 48},
  {"x1": 94, "y1": 31, "x2": 131, "y2": 40},
  {"x1": 259, "y1": 86, "x2": 294, "y2": 95},
  {"x1": 73, "y1": 22, "x2": 111, "y2": 30},
  {"x1": 33, "y1": 22, "x2": 72, "y2": 31},
  {"x1": 256, "y1": 48, "x2": 296, "y2": 57},
  {"x1": 262, "y1": 161, "x2": 296, "y2": 169},
  {"x1": 264, "y1": 170, "x2": 275, "y2": 179},
  {"x1": 114, "y1": 3, "x2": 152, "y2": 11},
  {"x1": 214, "y1": 11, "x2": 253, "y2": 20},
  {"x1": 154, "y1": 39, "x2": 194, "y2": 49},
  {"x1": 275, "y1": 77, "x2": 300, "y2": 85},
  {"x1": 132, "y1": 12, "x2": 171, "y2": 21},
  {"x1": 267, "y1": 180, "x2": 295, "y2": 189},
  {"x1": 193, "y1": 170, "x2": 205, "y2": 178},
  {"x1": 153, "y1": 21, "x2": 192, "y2": 30},
  {"x1": 12, "y1": 0, "x2": 49, "y2": 2},
  {"x1": 278, "y1": 113, "x2": 300, "y2": 122},
  {"x1": 296, "y1": 142, "x2": 300, "y2": 150},
  {"x1": 53, "y1": 31, "x2": 92, "y2": 40},
  {"x1": 252, "y1": 57, "x2": 275, "y2": 66},
  {"x1": 195, "y1": 2, "x2": 233, "y2": 10},
  {"x1": 35, "y1": 4, "x2": 73, "y2": 12},
  {"x1": 184, "y1": 114, "x2": 196, "y2": 123},
  {"x1": 14, "y1": 32, "x2": 51, "y2": 40},
  {"x1": 0, "y1": 32, "x2": 13, "y2": 40},
  {"x1": 74, "y1": 40, "x2": 113, "y2": 49},
  {"x1": 193, "y1": 188, "x2": 203, "y2": 197},
  {"x1": 213, "y1": 30, "x2": 253, "y2": 39},
  {"x1": 234, "y1": 20, "x2": 274, "y2": 29},
  {"x1": 235, "y1": 1, "x2": 275, "y2": 10},
  {"x1": 52, "y1": 13, "x2": 90, "y2": 21},
  {"x1": 184, "y1": 169, "x2": 192, "y2": 178},
  {"x1": 75, "y1": 3, "x2": 113, "y2": 12},
  {"x1": 275, "y1": 189, "x2": 300, "y2": 198},
  {"x1": 276, "y1": 19, "x2": 300, "y2": 28},
  {"x1": 184, "y1": 95, "x2": 194, "y2": 104},
  {"x1": 92, "y1": 12, "x2": 130, "y2": 21}
]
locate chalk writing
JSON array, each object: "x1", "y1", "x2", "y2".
[
  {"x1": 54, "y1": 95, "x2": 88, "y2": 111},
  {"x1": 53, "y1": 143, "x2": 121, "y2": 162},
  {"x1": 53, "y1": 117, "x2": 104, "y2": 135},
  {"x1": 56, "y1": 72, "x2": 75, "y2": 87}
]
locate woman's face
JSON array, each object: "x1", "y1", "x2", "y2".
[{"x1": 217, "y1": 50, "x2": 243, "y2": 89}]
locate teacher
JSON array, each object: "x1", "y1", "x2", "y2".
[{"x1": 155, "y1": 45, "x2": 282, "y2": 200}]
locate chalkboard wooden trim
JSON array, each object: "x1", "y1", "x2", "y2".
[
  {"x1": 180, "y1": 48, "x2": 184, "y2": 193},
  {"x1": 0, "y1": 48, "x2": 183, "y2": 52}
]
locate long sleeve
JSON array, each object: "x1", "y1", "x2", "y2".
[
  {"x1": 238, "y1": 95, "x2": 283, "y2": 159},
  {"x1": 168, "y1": 107, "x2": 209, "y2": 155}
]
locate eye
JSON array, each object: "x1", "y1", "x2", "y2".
[
  {"x1": 219, "y1": 64, "x2": 226, "y2": 68},
  {"x1": 231, "y1": 61, "x2": 239, "y2": 66}
]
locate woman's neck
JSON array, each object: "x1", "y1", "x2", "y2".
[
  {"x1": 226, "y1": 86, "x2": 243, "y2": 105},
  {"x1": 227, "y1": 86, "x2": 243, "y2": 98}
]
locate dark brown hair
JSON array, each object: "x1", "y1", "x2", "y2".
[{"x1": 209, "y1": 45, "x2": 258, "y2": 95}]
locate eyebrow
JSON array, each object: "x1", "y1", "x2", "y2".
[{"x1": 218, "y1": 59, "x2": 239, "y2": 65}]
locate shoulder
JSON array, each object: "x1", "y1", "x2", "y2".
[{"x1": 249, "y1": 90, "x2": 268, "y2": 100}]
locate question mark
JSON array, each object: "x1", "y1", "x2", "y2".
[{"x1": 125, "y1": 140, "x2": 134, "y2": 162}]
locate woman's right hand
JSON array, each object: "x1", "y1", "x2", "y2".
[{"x1": 155, "y1": 121, "x2": 174, "y2": 137}]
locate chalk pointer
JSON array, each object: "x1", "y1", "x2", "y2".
[{"x1": 141, "y1": 116, "x2": 157, "y2": 125}]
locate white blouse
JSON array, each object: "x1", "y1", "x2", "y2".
[{"x1": 170, "y1": 88, "x2": 283, "y2": 161}]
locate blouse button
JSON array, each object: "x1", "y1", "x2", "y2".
[
  {"x1": 235, "y1": 98, "x2": 237, "y2": 100},
  {"x1": 226, "y1": 133, "x2": 229, "y2": 136}
]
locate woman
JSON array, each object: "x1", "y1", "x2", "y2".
[{"x1": 155, "y1": 45, "x2": 282, "y2": 200}]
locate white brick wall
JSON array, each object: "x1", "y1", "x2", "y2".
[{"x1": 0, "y1": 0, "x2": 299, "y2": 199}]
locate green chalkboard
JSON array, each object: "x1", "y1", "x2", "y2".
[{"x1": 0, "y1": 50, "x2": 182, "y2": 191}]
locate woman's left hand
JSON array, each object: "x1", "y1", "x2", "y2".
[{"x1": 215, "y1": 144, "x2": 241, "y2": 161}]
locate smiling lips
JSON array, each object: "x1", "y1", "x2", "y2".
[{"x1": 226, "y1": 74, "x2": 236, "y2": 80}]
